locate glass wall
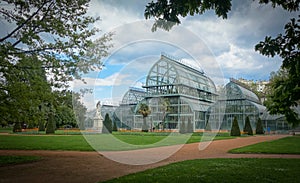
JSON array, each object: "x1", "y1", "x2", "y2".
[
  {"x1": 137, "y1": 54, "x2": 217, "y2": 130},
  {"x1": 207, "y1": 80, "x2": 266, "y2": 131}
]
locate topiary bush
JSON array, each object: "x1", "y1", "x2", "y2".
[
  {"x1": 243, "y1": 116, "x2": 253, "y2": 135},
  {"x1": 46, "y1": 112, "x2": 56, "y2": 134},
  {"x1": 255, "y1": 117, "x2": 264, "y2": 134},
  {"x1": 230, "y1": 116, "x2": 241, "y2": 136},
  {"x1": 102, "y1": 113, "x2": 112, "y2": 133}
]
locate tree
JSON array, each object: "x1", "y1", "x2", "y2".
[
  {"x1": 0, "y1": 1, "x2": 112, "y2": 86},
  {"x1": 0, "y1": 55, "x2": 53, "y2": 128},
  {"x1": 256, "y1": 117, "x2": 264, "y2": 134},
  {"x1": 145, "y1": 0, "x2": 299, "y2": 31},
  {"x1": 102, "y1": 113, "x2": 112, "y2": 134},
  {"x1": 137, "y1": 103, "x2": 151, "y2": 132},
  {"x1": 243, "y1": 116, "x2": 253, "y2": 135},
  {"x1": 0, "y1": 1, "x2": 107, "y2": 130},
  {"x1": 230, "y1": 116, "x2": 241, "y2": 136},
  {"x1": 144, "y1": 0, "x2": 300, "y2": 127}
]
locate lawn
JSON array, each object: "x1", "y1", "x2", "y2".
[
  {"x1": 104, "y1": 158, "x2": 300, "y2": 183},
  {"x1": 229, "y1": 136, "x2": 300, "y2": 154},
  {"x1": 0, "y1": 155, "x2": 41, "y2": 166},
  {"x1": 0, "y1": 132, "x2": 234, "y2": 151},
  {"x1": 0, "y1": 135, "x2": 94, "y2": 151}
]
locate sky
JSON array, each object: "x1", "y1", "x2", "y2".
[
  {"x1": 1, "y1": 0, "x2": 298, "y2": 110},
  {"x1": 72, "y1": 0, "x2": 298, "y2": 110}
]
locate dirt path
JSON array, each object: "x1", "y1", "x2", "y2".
[{"x1": 0, "y1": 135, "x2": 299, "y2": 183}]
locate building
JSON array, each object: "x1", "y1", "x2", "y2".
[
  {"x1": 119, "y1": 53, "x2": 218, "y2": 131},
  {"x1": 207, "y1": 79, "x2": 266, "y2": 131},
  {"x1": 110, "y1": 54, "x2": 294, "y2": 132}
]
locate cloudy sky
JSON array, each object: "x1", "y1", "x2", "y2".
[{"x1": 73, "y1": 0, "x2": 298, "y2": 109}]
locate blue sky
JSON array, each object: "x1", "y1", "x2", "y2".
[
  {"x1": 73, "y1": 0, "x2": 299, "y2": 110},
  {"x1": 1, "y1": 0, "x2": 295, "y2": 110}
]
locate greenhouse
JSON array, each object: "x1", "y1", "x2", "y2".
[
  {"x1": 115, "y1": 87, "x2": 146, "y2": 129},
  {"x1": 207, "y1": 79, "x2": 266, "y2": 131},
  {"x1": 132, "y1": 53, "x2": 218, "y2": 130}
]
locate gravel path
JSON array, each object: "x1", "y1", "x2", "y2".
[{"x1": 0, "y1": 135, "x2": 299, "y2": 183}]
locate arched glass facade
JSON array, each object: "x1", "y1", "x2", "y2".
[
  {"x1": 133, "y1": 54, "x2": 217, "y2": 130},
  {"x1": 207, "y1": 80, "x2": 266, "y2": 130}
]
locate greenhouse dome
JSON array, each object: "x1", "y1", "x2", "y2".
[
  {"x1": 207, "y1": 79, "x2": 266, "y2": 131},
  {"x1": 131, "y1": 53, "x2": 218, "y2": 130}
]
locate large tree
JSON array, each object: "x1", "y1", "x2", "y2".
[
  {"x1": 145, "y1": 0, "x2": 300, "y2": 126},
  {"x1": 0, "y1": 0, "x2": 112, "y2": 86},
  {"x1": 0, "y1": 0, "x2": 111, "y2": 127}
]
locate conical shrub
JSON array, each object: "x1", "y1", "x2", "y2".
[
  {"x1": 230, "y1": 116, "x2": 241, "y2": 136},
  {"x1": 243, "y1": 116, "x2": 253, "y2": 135},
  {"x1": 255, "y1": 117, "x2": 264, "y2": 134}
]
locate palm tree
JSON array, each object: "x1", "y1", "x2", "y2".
[{"x1": 138, "y1": 103, "x2": 151, "y2": 132}]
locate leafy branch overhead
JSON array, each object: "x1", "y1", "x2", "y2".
[
  {"x1": 145, "y1": 0, "x2": 299, "y2": 31},
  {"x1": 0, "y1": 0, "x2": 113, "y2": 83}
]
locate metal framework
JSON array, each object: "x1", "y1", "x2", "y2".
[
  {"x1": 132, "y1": 54, "x2": 218, "y2": 130},
  {"x1": 207, "y1": 81, "x2": 266, "y2": 130}
]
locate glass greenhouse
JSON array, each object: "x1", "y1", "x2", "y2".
[
  {"x1": 207, "y1": 79, "x2": 266, "y2": 131},
  {"x1": 133, "y1": 54, "x2": 218, "y2": 130},
  {"x1": 115, "y1": 87, "x2": 146, "y2": 129}
]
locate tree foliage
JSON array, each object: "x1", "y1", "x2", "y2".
[
  {"x1": 145, "y1": 0, "x2": 299, "y2": 31},
  {"x1": 0, "y1": 0, "x2": 100, "y2": 130},
  {"x1": 230, "y1": 116, "x2": 241, "y2": 136},
  {"x1": 256, "y1": 17, "x2": 300, "y2": 127},
  {"x1": 243, "y1": 116, "x2": 253, "y2": 135},
  {"x1": 0, "y1": 0, "x2": 112, "y2": 85},
  {"x1": 256, "y1": 117, "x2": 264, "y2": 134}
]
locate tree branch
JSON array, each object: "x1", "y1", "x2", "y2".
[{"x1": 0, "y1": 0, "x2": 52, "y2": 43}]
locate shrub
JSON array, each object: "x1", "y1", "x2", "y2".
[
  {"x1": 255, "y1": 117, "x2": 264, "y2": 134},
  {"x1": 102, "y1": 113, "x2": 112, "y2": 133},
  {"x1": 13, "y1": 122, "x2": 22, "y2": 133},
  {"x1": 230, "y1": 116, "x2": 241, "y2": 136},
  {"x1": 243, "y1": 116, "x2": 253, "y2": 135},
  {"x1": 112, "y1": 121, "x2": 118, "y2": 132},
  {"x1": 46, "y1": 112, "x2": 56, "y2": 134}
]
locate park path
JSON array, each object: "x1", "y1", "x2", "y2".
[{"x1": 0, "y1": 135, "x2": 299, "y2": 183}]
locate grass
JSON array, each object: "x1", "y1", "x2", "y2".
[
  {"x1": 104, "y1": 158, "x2": 300, "y2": 183},
  {"x1": 0, "y1": 155, "x2": 41, "y2": 166},
  {"x1": 229, "y1": 136, "x2": 300, "y2": 154},
  {"x1": 0, "y1": 127, "x2": 13, "y2": 133},
  {"x1": 0, "y1": 132, "x2": 235, "y2": 151},
  {"x1": 0, "y1": 135, "x2": 95, "y2": 151}
]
